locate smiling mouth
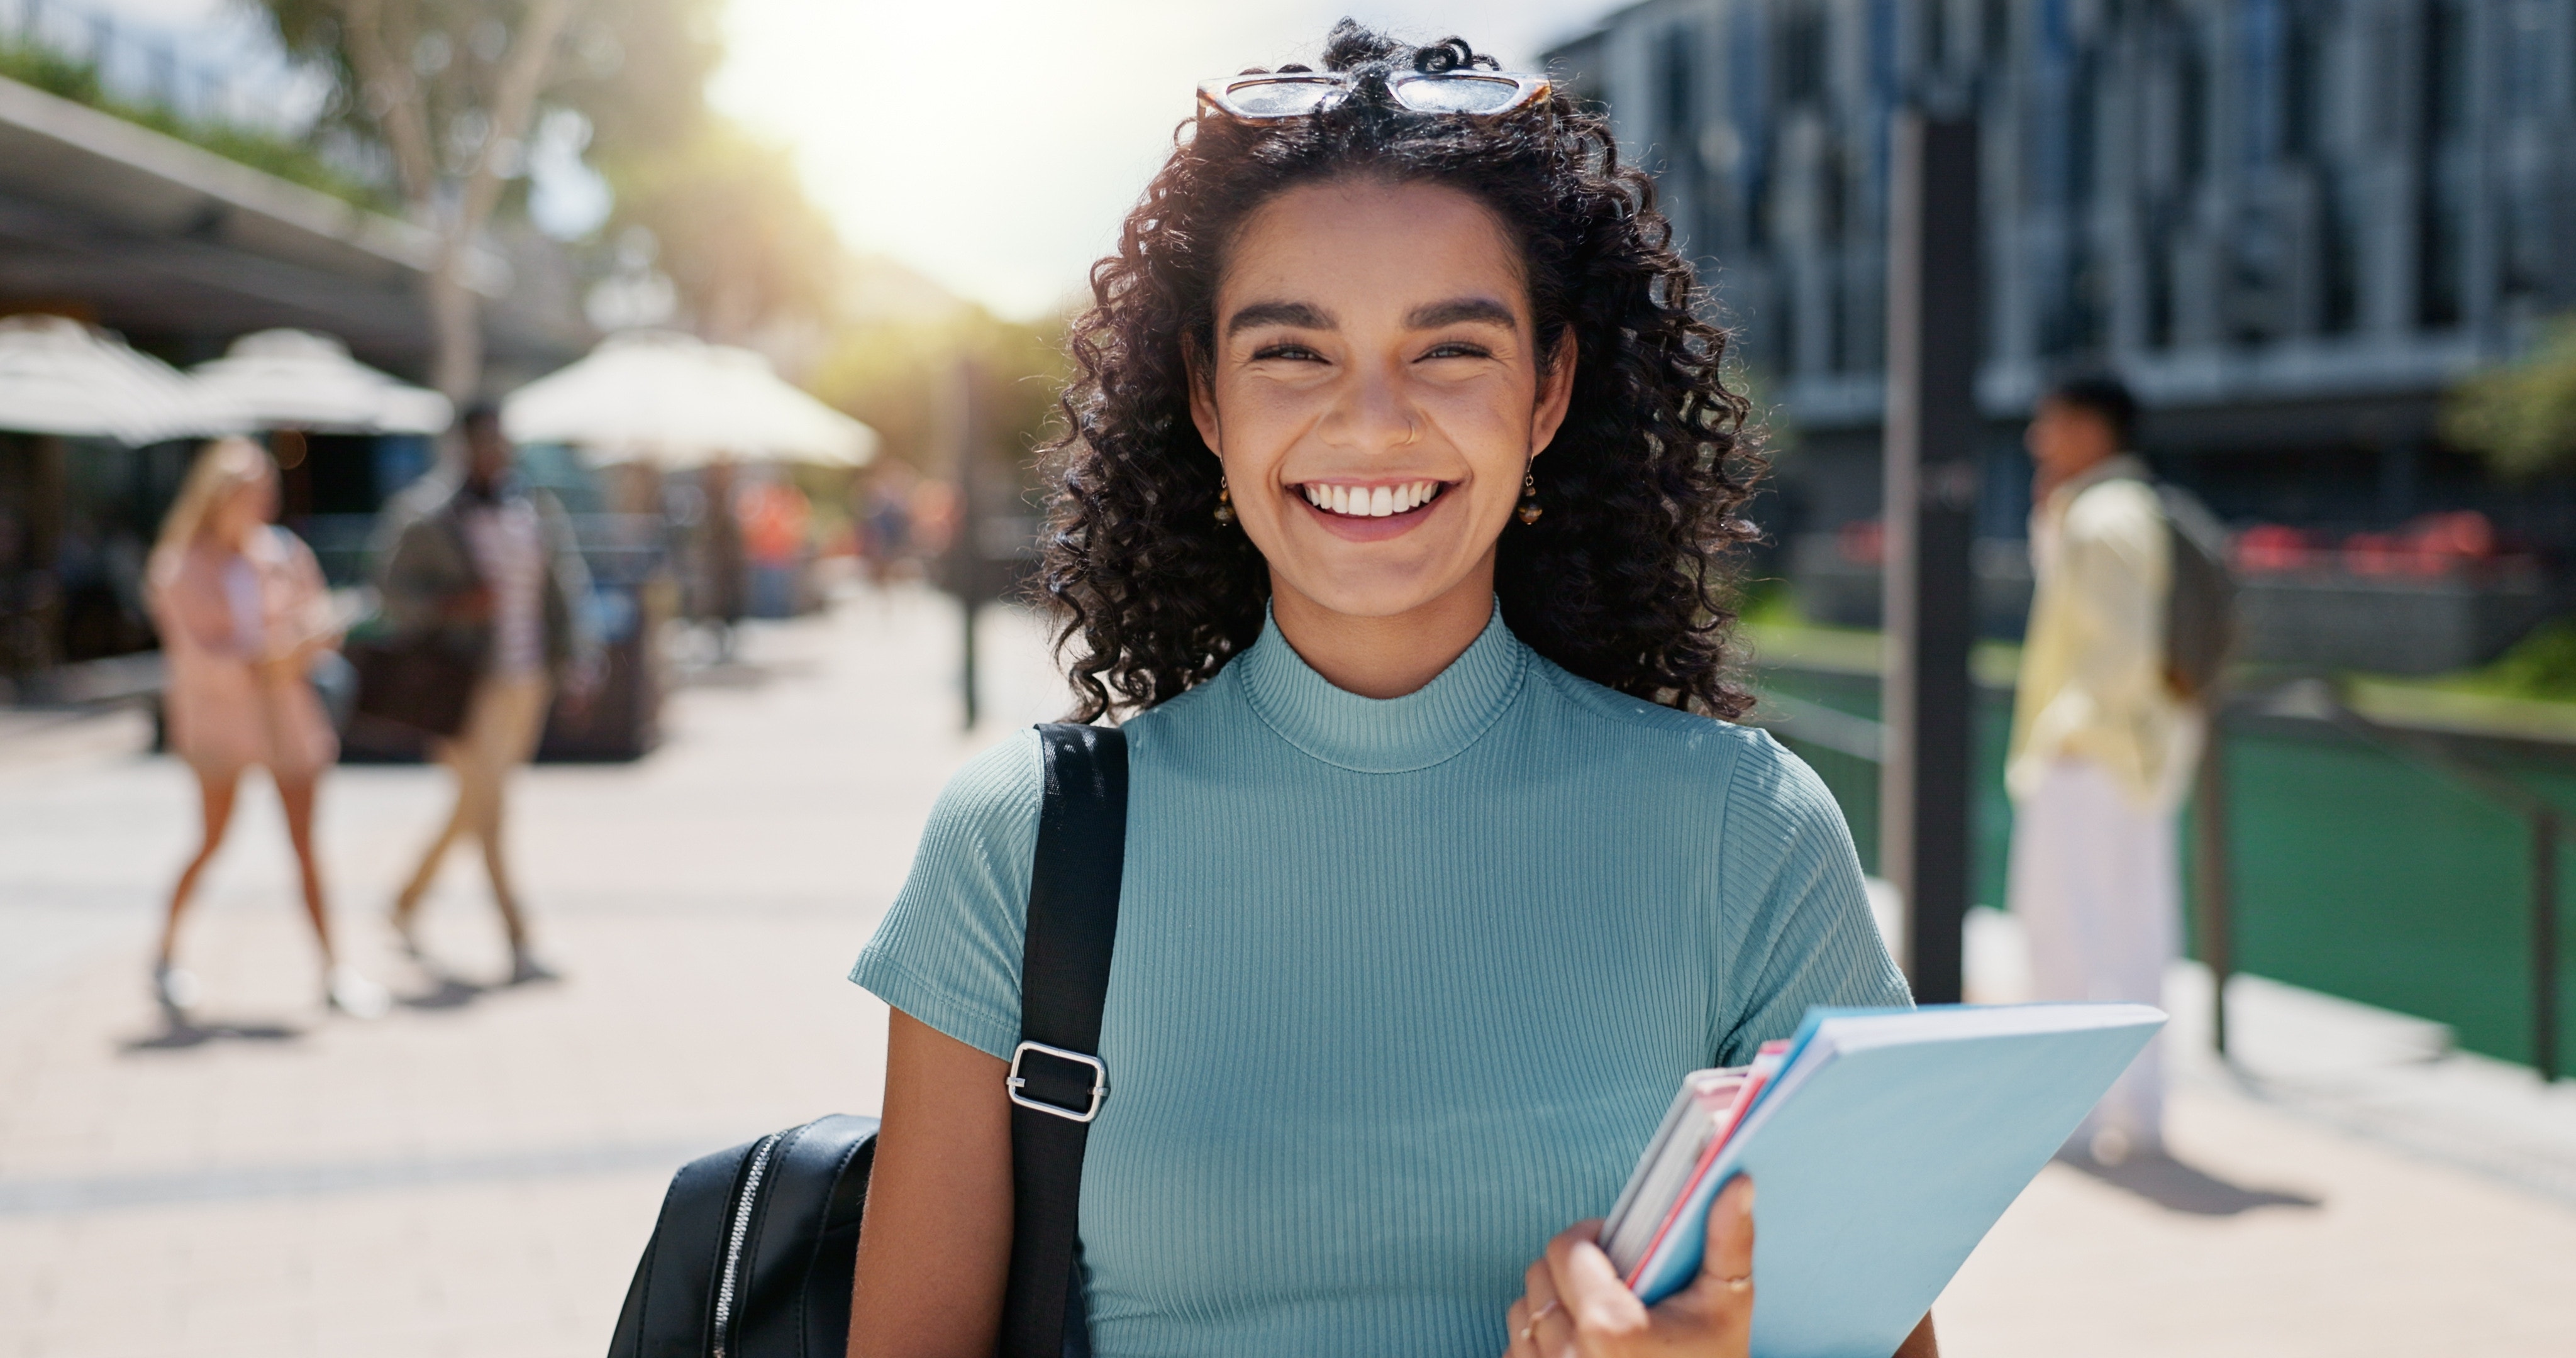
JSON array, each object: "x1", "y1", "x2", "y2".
[{"x1": 1297, "y1": 480, "x2": 1448, "y2": 519}]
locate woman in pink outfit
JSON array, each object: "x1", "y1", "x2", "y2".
[{"x1": 146, "y1": 438, "x2": 387, "y2": 1020}]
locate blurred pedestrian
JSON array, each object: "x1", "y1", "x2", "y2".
[
  {"x1": 2006, "y1": 372, "x2": 2199, "y2": 1164},
  {"x1": 376, "y1": 405, "x2": 594, "y2": 983},
  {"x1": 740, "y1": 471, "x2": 811, "y2": 617},
  {"x1": 146, "y1": 437, "x2": 388, "y2": 1021},
  {"x1": 855, "y1": 463, "x2": 917, "y2": 588}
]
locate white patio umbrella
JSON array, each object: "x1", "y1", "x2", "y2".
[
  {"x1": 502, "y1": 329, "x2": 877, "y2": 468},
  {"x1": 188, "y1": 329, "x2": 453, "y2": 435},
  {"x1": 0, "y1": 314, "x2": 243, "y2": 444}
]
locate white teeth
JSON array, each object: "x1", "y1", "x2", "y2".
[{"x1": 1302, "y1": 482, "x2": 1443, "y2": 516}]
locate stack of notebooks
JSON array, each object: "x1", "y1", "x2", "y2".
[{"x1": 1602, "y1": 1002, "x2": 2166, "y2": 1357}]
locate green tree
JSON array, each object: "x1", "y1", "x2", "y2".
[
  {"x1": 603, "y1": 121, "x2": 843, "y2": 343},
  {"x1": 257, "y1": 0, "x2": 719, "y2": 398},
  {"x1": 2446, "y1": 316, "x2": 2576, "y2": 478},
  {"x1": 809, "y1": 302, "x2": 1067, "y2": 488}
]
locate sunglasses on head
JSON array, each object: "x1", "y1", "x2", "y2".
[{"x1": 1196, "y1": 69, "x2": 1552, "y2": 121}]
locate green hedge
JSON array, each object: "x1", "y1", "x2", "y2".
[{"x1": 0, "y1": 41, "x2": 391, "y2": 211}]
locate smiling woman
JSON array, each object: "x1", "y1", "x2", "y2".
[
  {"x1": 1177, "y1": 176, "x2": 1579, "y2": 693},
  {"x1": 843, "y1": 20, "x2": 1928, "y2": 1358}
]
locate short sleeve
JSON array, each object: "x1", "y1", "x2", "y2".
[
  {"x1": 1713, "y1": 731, "x2": 1913, "y2": 1066},
  {"x1": 850, "y1": 729, "x2": 1043, "y2": 1059}
]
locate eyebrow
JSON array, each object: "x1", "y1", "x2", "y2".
[
  {"x1": 1226, "y1": 301, "x2": 1334, "y2": 336},
  {"x1": 1406, "y1": 297, "x2": 1519, "y2": 330}
]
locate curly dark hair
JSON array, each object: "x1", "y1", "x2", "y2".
[{"x1": 1038, "y1": 20, "x2": 1763, "y2": 722}]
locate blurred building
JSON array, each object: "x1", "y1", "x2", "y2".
[{"x1": 1551, "y1": 0, "x2": 2576, "y2": 670}]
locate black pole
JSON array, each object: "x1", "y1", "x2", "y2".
[
  {"x1": 2536, "y1": 808, "x2": 2560, "y2": 1083},
  {"x1": 1880, "y1": 109, "x2": 1980, "y2": 1005},
  {"x1": 2194, "y1": 720, "x2": 2235, "y2": 1057}
]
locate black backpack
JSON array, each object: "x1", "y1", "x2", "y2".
[
  {"x1": 2150, "y1": 482, "x2": 2239, "y2": 701},
  {"x1": 607, "y1": 724, "x2": 1129, "y2": 1358}
]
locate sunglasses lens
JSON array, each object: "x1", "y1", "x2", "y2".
[
  {"x1": 1392, "y1": 75, "x2": 1528, "y2": 114},
  {"x1": 1224, "y1": 79, "x2": 1340, "y2": 118}
]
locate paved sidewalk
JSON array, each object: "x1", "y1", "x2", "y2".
[
  {"x1": 1941, "y1": 1073, "x2": 2576, "y2": 1356},
  {"x1": 0, "y1": 590, "x2": 1063, "y2": 1358},
  {"x1": 0, "y1": 587, "x2": 2571, "y2": 1357}
]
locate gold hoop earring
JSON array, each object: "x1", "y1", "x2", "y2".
[
  {"x1": 1516, "y1": 472, "x2": 1542, "y2": 525},
  {"x1": 1213, "y1": 475, "x2": 1236, "y2": 526}
]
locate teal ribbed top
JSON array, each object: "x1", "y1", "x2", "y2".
[{"x1": 852, "y1": 608, "x2": 1909, "y2": 1357}]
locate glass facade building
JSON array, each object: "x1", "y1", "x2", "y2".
[{"x1": 1548, "y1": 0, "x2": 2576, "y2": 552}]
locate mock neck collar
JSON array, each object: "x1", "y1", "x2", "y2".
[{"x1": 1232, "y1": 602, "x2": 1528, "y2": 774}]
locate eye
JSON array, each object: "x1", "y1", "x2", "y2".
[
  {"x1": 1250, "y1": 343, "x2": 1325, "y2": 362},
  {"x1": 1419, "y1": 341, "x2": 1494, "y2": 361}
]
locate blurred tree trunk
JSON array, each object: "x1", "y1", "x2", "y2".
[{"x1": 332, "y1": 0, "x2": 588, "y2": 401}]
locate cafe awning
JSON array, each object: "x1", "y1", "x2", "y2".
[
  {"x1": 502, "y1": 329, "x2": 877, "y2": 468},
  {"x1": 187, "y1": 328, "x2": 453, "y2": 435},
  {"x1": 0, "y1": 313, "x2": 240, "y2": 444}
]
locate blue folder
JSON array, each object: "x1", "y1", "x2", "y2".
[{"x1": 1629, "y1": 1002, "x2": 2166, "y2": 1356}]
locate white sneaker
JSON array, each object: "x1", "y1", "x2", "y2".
[
  {"x1": 152, "y1": 963, "x2": 201, "y2": 1018},
  {"x1": 326, "y1": 966, "x2": 392, "y2": 1019}
]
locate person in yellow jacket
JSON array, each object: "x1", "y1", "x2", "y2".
[{"x1": 2007, "y1": 373, "x2": 2201, "y2": 1165}]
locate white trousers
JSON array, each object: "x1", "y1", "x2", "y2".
[{"x1": 2007, "y1": 757, "x2": 2179, "y2": 1154}]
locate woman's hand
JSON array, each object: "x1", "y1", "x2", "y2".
[{"x1": 1504, "y1": 1176, "x2": 1757, "y2": 1358}]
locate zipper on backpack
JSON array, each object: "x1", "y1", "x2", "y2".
[{"x1": 711, "y1": 1131, "x2": 783, "y2": 1358}]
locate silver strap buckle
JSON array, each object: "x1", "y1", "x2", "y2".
[{"x1": 1006, "y1": 1041, "x2": 1110, "y2": 1123}]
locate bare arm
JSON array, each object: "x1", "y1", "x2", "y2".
[{"x1": 848, "y1": 1010, "x2": 1013, "y2": 1358}]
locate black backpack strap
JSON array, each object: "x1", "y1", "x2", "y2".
[{"x1": 999, "y1": 723, "x2": 1128, "y2": 1358}]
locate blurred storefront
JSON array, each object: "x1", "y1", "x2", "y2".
[
  {"x1": 0, "y1": 72, "x2": 665, "y2": 754},
  {"x1": 501, "y1": 329, "x2": 875, "y2": 654},
  {"x1": 0, "y1": 316, "x2": 230, "y2": 700}
]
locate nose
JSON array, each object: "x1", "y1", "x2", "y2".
[{"x1": 1319, "y1": 358, "x2": 1419, "y2": 455}]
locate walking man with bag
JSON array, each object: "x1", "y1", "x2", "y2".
[
  {"x1": 374, "y1": 404, "x2": 594, "y2": 983},
  {"x1": 2006, "y1": 373, "x2": 2212, "y2": 1166}
]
